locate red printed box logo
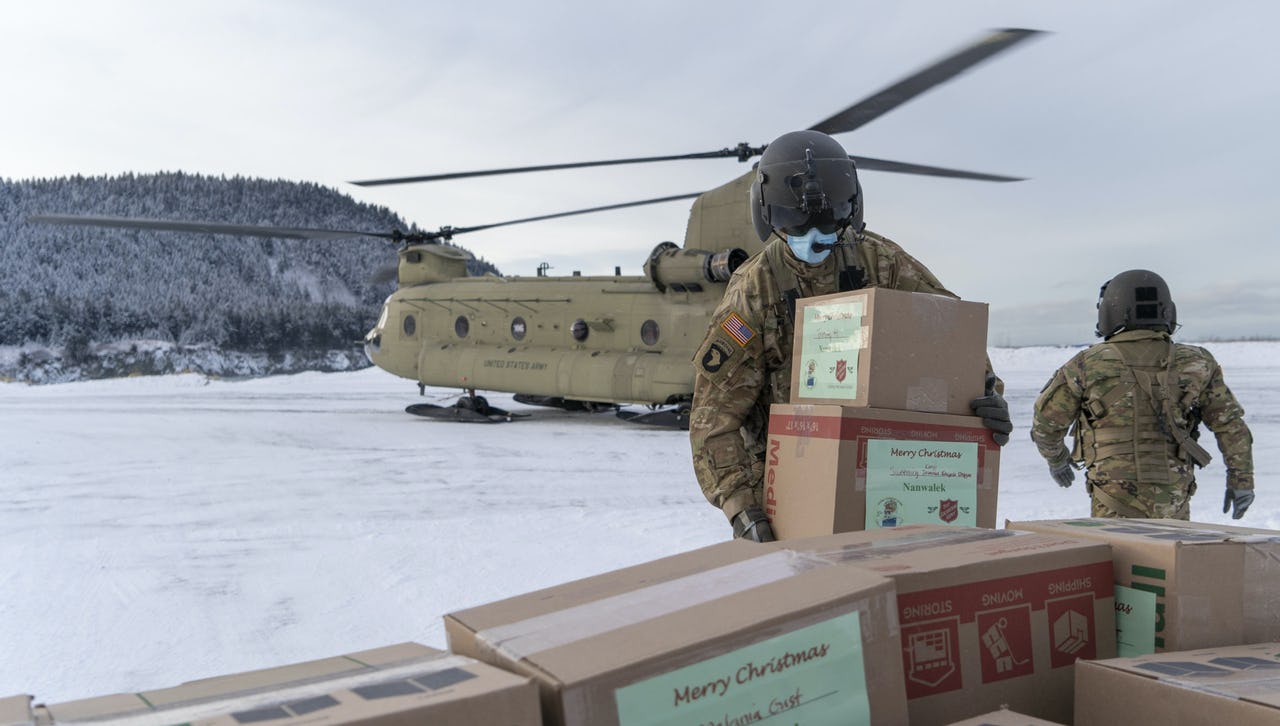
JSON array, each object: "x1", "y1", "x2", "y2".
[
  {"x1": 1047, "y1": 593, "x2": 1096, "y2": 666},
  {"x1": 976, "y1": 606, "x2": 1034, "y2": 683},
  {"x1": 901, "y1": 618, "x2": 962, "y2": 698}
]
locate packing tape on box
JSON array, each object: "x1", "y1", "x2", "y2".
[
  {"x1": 788, "y1": 527, "x2": 1011, "y2": 565},
  {"x1": 46, "y1": 654, "x2": 482, "y2": 726},
  {"x1": 474, "y1": 550, "x2": 832, "y2": 663},
  {"x1": 910, "y1": 292, "x2": 956, "y2": 327},
  {"x1": 904, "y1": 377, "x2": 949, "y2": 413}
]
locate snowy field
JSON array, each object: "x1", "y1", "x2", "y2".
[{"x1": 2, "y1": 342, "x2": 1276, "y2": 702}]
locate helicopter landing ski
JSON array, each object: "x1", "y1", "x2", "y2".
[
  {"x1": 512, "y1": 395, "x2": 619, "y2": 414},
  {"x1": 616, "y1": 406, "x2": 691, "y2": 431},
  {"x1": 405, "y1": 393, "x2": 529, "y2": 423}
]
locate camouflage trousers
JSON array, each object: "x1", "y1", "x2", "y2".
[{"x1": 1088, "y1": 478, "x2": 1194, "y2": 520}]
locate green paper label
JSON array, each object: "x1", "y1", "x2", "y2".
[
  {"x1": 1114, "y1": 584, "x2": 1157, "y2": 656},
  {"x1": 797, "y1": 300, "x2": 865, "y2": 400},
  {"x1": 865, "y1": 439, "x2": 979, "y2": 528},
  {"x1": 614, "y1": 611, "x2": 870, "y2": 726}
]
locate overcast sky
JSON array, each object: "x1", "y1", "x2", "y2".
[{"x1": 4, "y1": 0, "x2": 1277, "y2": 346}]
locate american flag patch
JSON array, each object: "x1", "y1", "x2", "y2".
[{"x1": 720, "y1": 312, "x2": 756, "y2": 347}]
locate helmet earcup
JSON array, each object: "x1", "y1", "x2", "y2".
[{"x1": 749, "y1": 174, "x2": 772, "y2": 242}]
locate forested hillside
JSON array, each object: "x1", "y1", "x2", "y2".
[{"x1": 0, "y1": 173, "x2": 496, "y2": 364}]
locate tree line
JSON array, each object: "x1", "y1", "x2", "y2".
[{"x1": 0, "y1": 172, "x2": 498, "y2": 354}]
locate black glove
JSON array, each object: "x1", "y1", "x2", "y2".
[
  {"x1": 731, "y1": 506, "x2": 776, "y2": 542},
  {"x1": 970, "y1": 373, "x2": 1012, "y2": 446},
  {"x1": 1223, "y1": 488, "x2": 1254, "y2": 520},
  {"x1": 1049, "y1": 458, "x2": 1076, "y2": 488}
]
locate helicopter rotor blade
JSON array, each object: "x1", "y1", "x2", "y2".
[
  {"x1": 443, "y1": 192, "x2": 704, "y2": 238},
  {"x1": 850, "y1": 155, "x2": 1024, "y2": 182},
  {"x1": 28, "y1": 214, "x2": 403, "y2": 242},
  {"x1": 808, "y1": 28, "x2": 1044, "y2": 136},
  {"x1": 348, "y1": 30, "x2": 1041, "y2": 189},
  {"x1": 348, "y1": 145, "x2": 765, "y2": 187},
  {"x1": 29, "y1": 191, "x2": 703, "y2": 246}
]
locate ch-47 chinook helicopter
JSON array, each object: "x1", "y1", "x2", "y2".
[{"x1": 31, "y1": 28, "x2": 1041, "y2": 428}]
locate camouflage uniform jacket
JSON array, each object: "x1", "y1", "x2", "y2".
[
  {"x1": 689, "y1": 229, "x2": 957, "y2": 521},
  {"x1": 1030, "y1": 329, "x2": 1253, "y2": 518}
]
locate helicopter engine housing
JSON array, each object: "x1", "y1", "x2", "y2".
[
  {"x1": 643, "y1": 242, "x2": 748, "y2": 293},
  {"x1": 398, "y1": 243, "x2": 472, "y2": 286}
]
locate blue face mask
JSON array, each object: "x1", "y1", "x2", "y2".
[{"x1": 786, "y1": 227, "x2": 838, "y2": 264}]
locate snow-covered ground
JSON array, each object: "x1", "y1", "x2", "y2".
[{"x1": 2, "y1": 343, "x2": 1276, "y2": 702}]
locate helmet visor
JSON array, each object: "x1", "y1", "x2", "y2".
[
  {"x1": 774, "y1": 207, "x2": 844, "y2": 236},
  {"x1": 761, "y1": 157, "x2": 856, "y2": 234}
]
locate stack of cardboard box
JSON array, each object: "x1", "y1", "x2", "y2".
[
  {"x1": 440, "y1": 525, "x2": 1119, "y2": 725},
  {"x1": 14, "y1": 519, "x2": 1280, "y2": 725},
  {"x1": 765, "y1": 287, "x2": 999, "y2": 538}
]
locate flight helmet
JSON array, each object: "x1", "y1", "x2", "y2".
[
  {"x1": 1096, "y1": 269, "x2": 1177, "y2": 338},
  {"x1": 750, "y1": 130, "x2": 863, "y2": 242}
]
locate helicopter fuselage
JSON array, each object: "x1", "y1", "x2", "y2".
[{"x1": 364, "y1": 272, "x2": 726, "y2": 406}]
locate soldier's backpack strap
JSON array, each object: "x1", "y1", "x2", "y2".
[
  {"x1": 1116, "y1": 340, "x2": 1213, "y2": 468},
  {"x1": 1069, "y1": 417, "x2": 1086, "y2": 465}
]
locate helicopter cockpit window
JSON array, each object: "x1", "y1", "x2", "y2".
[
  {"x1": 641, "y1": 319, "x2": 660, "y2": 346},
  {"x1": 402, "y1": 315, "x2": 416, "y2": 337},
  {"x1": 405, "y1": 250, "x2": 422, "y2": 263},
  {"x1": 511, "y1": 317, "x2": 527, "y2": 341},
  {"x1": 571, "y1": 319, "x2": 589, "y2": 342},
  {"x1": 454, "y1": 315, "x2": 469, "y2": 338}
]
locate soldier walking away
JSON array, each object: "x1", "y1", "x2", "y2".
[
  {"x1": 688, "y1": 130, "x2": 1012, "y2": 542},
  {"x1": 1030, "y1": 269, "x2": 1255, "y2": 519}
]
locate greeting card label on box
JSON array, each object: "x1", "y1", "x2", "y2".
[
  {"x1": 614, "y1": 611, "x2": 870, "y2": 726},
  {"x1": 797, "y1": 300, "x2": 866, "y2": 400},
  {"x1": 865, "y1": 439, "x2": 979, "y2": 528}
]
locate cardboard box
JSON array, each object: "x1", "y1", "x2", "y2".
[
  {"x1": 765, "y1": 404, "x2": 1000, "y2": 538},
  {"x1": 445, "y1": 540, "x2": 909, "y2": 726},
  {"x1": 777, "y1": 525, "x2": 1116, "y2": 725},
  {"x1": 945, "y1": 706, "x2": 1064, "y2": 725},
  {"x1": 32, "y1": 643, "x2": 540, "y2": 726},
  {"x1": 1006, "y1": 518, "x2": 1280, "y2": 654},
  {"x1": 789, "y1": 287, "x2": 988, "y2": 415},
  {"x1": 1075, "y1": 641, "x2": 1280, "y2": 725}
]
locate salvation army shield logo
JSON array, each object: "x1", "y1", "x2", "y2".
[
  {"x1": 835, "y1": 359, "x2": 848, "y2": 383},
  {"x1": 938, "y1": 499, "x2": 959, "y2": 523}
]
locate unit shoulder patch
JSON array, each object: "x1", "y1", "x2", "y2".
[{"x1": 701, "y1": 342, "x2": 730, "y2": 373}]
